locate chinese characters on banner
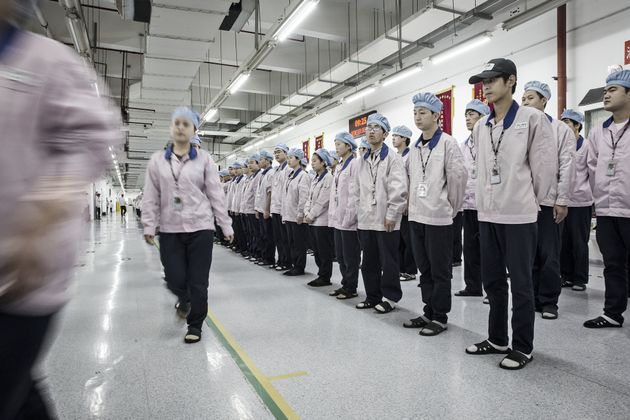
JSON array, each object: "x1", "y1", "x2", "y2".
[
  {"x1": 315, "y1": 134, "x2": 324, "y2": 150},
  {"x1": 435, "y1": 87, "x2": 454, "y2": 135},
  {"x1": 349, "y1": 110, "x2": 377, "y2": 138},
  {"x1": 302, "y1": 139, "x2": 310, "y2": 160},
  {"x1": 625, "y1": 40, "x2": 630, "y2": 65}
]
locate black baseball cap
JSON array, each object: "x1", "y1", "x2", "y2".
[{"x1": 468, "y1": 58, "x2": 517, "y2": 84}]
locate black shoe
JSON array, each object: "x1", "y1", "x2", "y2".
[
  {"x1": 561, "y1": 280, "x2": 574, "y2": 288},
  {"x1": 541, "y1": 305, "x2": 558, "y2": 320},
  {"x1": 452, "y1": 261, "x2": 462, "y2": 267},
  {"x1": 184, "y1": 327, "x2": 201, "y2": 343},
  {"x1": 572, "y1": 283, "x2": 586, "y2": 291},
  {"x1": 175, "y1": 301, "x2": 191, "y2": 319},
  {"x1": 307, "y1": 277, "x2": 332, "y2": 287},
  {"x1": 454, "y1": 289, "x2": 483, "y2": 297},
  {"x1": 403, "y1": 316, "x2": 430, "y2": 329},
  {"x1": 336, "y1": 289, "x2": 358, "y2": 299},
  {"x1": 329, "y1": 287, "x2": 345, "y2": 297},
  {"x1": 584, "y1": 315, "x2": 623, "y2": 329},
  {"x1": 283, "y1": 269, "x2": 305, "y2": 276}
]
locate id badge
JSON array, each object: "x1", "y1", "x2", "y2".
[
  {"x1": 173, "y1": 196, "x2": 183, "y2": 211},
  {"x1": 471, "y1": 167, "x2": 477, "y2": 179},
  {"x1": 371, "y1": 193, "x2": 377, "y2": 206},
  {"x1": 491, "y1": 167, "x2": 501, "y2": 185},
  {"x1": 607, "y1": 161, "x2": 616, "y2": 177},
  {"x1": 334, "y1": 196, "x2": 339, "y2": 206},
  {"x1": 417, "y1": 182, "x2": 428, "y2": 198}
]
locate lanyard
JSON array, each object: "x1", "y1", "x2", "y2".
[
  {"x1": 169, "y1": 156, "x2": 190, "y2": 189},
  {"x1": 610, "y1": 121, "x2": 630, "y2": 160},
  {"x1": 418, "y1": 143, "x2": 433, "y2": 181},
  {"x1": 576, "y1": 136, "x2": 584, "y2": 151},
  {"x1": 489, "y1": 124, "x2": 506, "y2": 167},
  {"x1": 368, "y1": 154, "x2": 382, "y2": 192},
  {"x1": 286, "y1": 168, "x2": 302, "y2": 193},
  {"x1": 465, "y1": 136, "x2": 476, "y2": 161},
  {"x1": 334, "y1": 155, "x2": 354, "y2": 192}
]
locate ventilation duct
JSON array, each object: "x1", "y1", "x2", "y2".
[{"x1": 219, "y1": 0, "x2": 255, "y2": 32}]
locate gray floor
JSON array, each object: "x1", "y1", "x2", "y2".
[{"x1": 42, "y1": 216, "x2": 630, "y2": 419}]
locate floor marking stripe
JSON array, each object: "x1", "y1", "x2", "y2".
[
  {"x1": 205, "y1": 310, "x2": 299, "y2": 420},
  {"x1": 268, "y1": 372, "x2": 308, "y2": 381}
]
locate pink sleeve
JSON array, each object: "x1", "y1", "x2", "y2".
[
  {"x1": 141, "y1": 155, "x2": 161, "y2": 236},
  {"x1": 204, "y1": 156, "x2": 234, "y2": 237}
]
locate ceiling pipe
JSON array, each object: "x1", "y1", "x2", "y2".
[{"x1": 58, "y1": 0, "x2": 93, "y2": 62}]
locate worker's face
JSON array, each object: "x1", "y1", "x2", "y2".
[
  {"x1": 259, "y1": 158, "x2": 270, "y2": 169},
  {"x1": 366, "y1": 124, "x2": 386, "y2": 144},
  {"x1": 335, "y1": 140, "x2": 352, "y2": 157},
  {"x1": 482, "y1": 75, "x2": 515, "y2": 104},
  {"x1": 522, "y1": 91, "x2": 547, "y2": 112},
  {"x1": 414, "y1": 108, "x2": 439, "y2": 131},
  {"x1": 274, "y1": 150, "x2": 287, "y2": 162},
  {"x1": 465, "y1": 110, "x2": 483, "y2": 131},
  {"x1": 392, "y1": 134, "x2": 406, "y2": 149},
  {"x1": 236, "y1": 168, "x2": 243, "y2": 176},
  {"x1": 248, "y1": 160, "x2": 259, "y2": 171},
  {"x1": 170, "y1": 117, "x2": 195, "y2": 144},
  {"x1": 311, "y1": 155, "x2": 325, "y2": 172},
  {"x1": 562, "y1": 118, "x2": 581, "y2": 139},
  {"x1": 229, "y1": 168, "x2": 235, "y2": 177},
  {"x1": 603, "y1": 85, "x2": 630, "y2": 112},
  {"x1": 288, "y1": 155, "x2": 300, "y2": 169}
]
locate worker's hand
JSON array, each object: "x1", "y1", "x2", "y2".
[
  {"x1": 225, "y1": 235, "x2": 234, "y2": 243},
  {"x1": 144, "y1": 234, "x2": 155, "y2": 245},
  {"x1": 263, "y1": 211, "x2": 271, "y2": 220},
  {"x1": 297, "y1": 216, "x2": 303, "y2": 225},
  {"x1": 384, "y1": 219, "x2": 396, "y2": 232},
  {"x1": 255, "y1": 212, "x2": 260, "y2": 220},
  {"x1": 304, "y1": 216, "x2": 313, "y2": 224},
  {"x1": 553, "y1": 205, "x2": 568, "y2": 224}
]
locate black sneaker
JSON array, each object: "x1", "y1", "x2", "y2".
[
  {"x1": 329, "y1": 287, "x2": 345, "y2": 297},
  {"x1": 307, "y1": 277, "x2": 332, "y2": 287},
  {"x1": 541, "y1": 305, "x2": 558, "y2": 320},
  {"x1": 184, "y1": 327, "x2": 202, "y2": 343}
]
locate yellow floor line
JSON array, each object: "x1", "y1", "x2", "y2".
[
  {"x1": 268, "y1": 371, "x2": 309, "y2": 381},
  {"x1": 206, "y1": 309, "x2": 299, "y2": 420}
]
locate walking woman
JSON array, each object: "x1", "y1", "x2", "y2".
[{"x1": 142, "y1": 107, "x2": 233, "y2": 344}]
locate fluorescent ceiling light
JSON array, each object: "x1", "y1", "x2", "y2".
[
  {"x1": 275, "y1": 0, "x2": 319, "y2": 42},
  {"x1": 228, "y1": 154, "x2": 236, "y2": 160},
  {"x1": 430, "y1": 33, "x2": 492, "y2": 65},
  {"x1": 202, "y1": 108, "x2": 218, "y2": 122},
  {"x1": 380, "y1": 63, "x2": 422, "y2": 87},
  {"x1": 266, "y1": 133, "x2": 279, "y2": 141},
  {"x1": 254, "y1": 140, "x2": 264, "y2": 147},
  {"x1": 343, "y1": 86, "x2": 376, "y2": 104},
  {"x1": 228, "y1": 73, "x2": 250, "y2": 95},
  {"x1": 244, "y1": 145, "x2": 254, "y2": 151},
  {"x1": 280, "y1": 125, "x2": 295, "y2": 135}
]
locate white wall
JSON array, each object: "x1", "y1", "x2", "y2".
[{"x1": 256, "y1": 0, "x2": 630, "y2": 156}]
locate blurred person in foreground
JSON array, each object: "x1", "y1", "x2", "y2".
[{"x1": 0, "y1": 1, "x2": 121, "y2": 418}]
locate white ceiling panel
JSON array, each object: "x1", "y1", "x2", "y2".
[
  {"x1": 327, "y1": 60, "x2": 371, "y2": 81},
  {"x1": 146, "y1": 36, "x2": 212, "y2": 61},
  {"x1": 144, "y1": 57, "x2": 201, "y2": 78},
  {"x1": 155, "y1": 0, "x2": 230, "y2": 13},
  {"x1": 142, "y1": 75, "x2": 192, "y2": 90},
  {"x1": 268, "y1": 104, "x2": 297, "y2": 115},
  {"x1": 398, "y1": 8, "x2": 454, "y2": 41},
  {"x1": 140, "y1": 89, "x2": 191, "y2": 102},
  {"x1": 280, "y1": 94, "x2": 312, "y2": 107}
]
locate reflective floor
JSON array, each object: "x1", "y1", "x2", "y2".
[{"x1": 42, "y1": 215, "x2": 630, "y2": 419}]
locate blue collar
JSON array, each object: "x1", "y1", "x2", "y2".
[
  {"x1": 414, "y1": 129, "x2": 443, "y2": 150},
  {"x1": 603, "y1": 116, "x2": 630, "y2": 129},
  {"x1": 545, "y1": 113, "x2": 554, "y2": 123},
  {"x1": 252, "y1": 169, "x2": 261, "y2": 177},
  {"x1": 363, "y1": 143, "x2": 390, "y2": 161},
  {"x1": 262, "y1": 166, "x2": 272, "y2": 175},
  {"x1": 576, "y1": 135, "x2": 584, "y2": 151},
  {"x1": 0, "y1": 25, "x2": 18, "y2": 60},
  {"x1": 280, "y1": 161, "x2": 288, "y2": 170},
  {"x1": 402, "y1": 147, "x2": 410, "y2": 157},
  {"x1": 465, "y1": 135, "x2": 472, "y2": 145},
  {"x1": 289, "y1": 167, "x2": 303, "y2": 179},
  {"x1": 164, "y1": 144, "x2": 197, "y2": 161},
  {"x1": 316, "y1": 170, "x2": 328, "y2": 183},
  {"x1": 486, "y1": 100, "x2": 520, "y2": 130},
  {"x1": 341, "y1": 155, "x2": 354, "y2": 171}
]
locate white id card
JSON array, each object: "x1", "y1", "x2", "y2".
[
  {"x1": 417, "y1": 182, "x2": 428, "y2": 198},
  {"x1": 491, "y1": 167, "x2": 501, "y2": 185},
  {"x1": 607, "y1": 161, "x2": 616, "y2": 177},
  {"x1": 371, "y1": 194, "x2": 377, "y2": 206},
  {"x1": 471, "y1": 167, "x2": 477, "y2": 179},
  {"x1": 173, "y1": 196, "x2": 183, "y2": 211}
]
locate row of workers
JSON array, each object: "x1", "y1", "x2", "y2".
[{"x1": 139, "y1": 61, "x2": 629, "y2": 371}]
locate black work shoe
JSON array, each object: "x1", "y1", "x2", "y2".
[
  {"x1": 175, "y1": 301, "x2": 191, "y2": 319},
  {"x1": 454, "y1": 289, "x2": 483, "y2": 297},
  {"x1": 307, "y1": 277, "x2": 332, "y2": 287},
  {"x1": 336, "y1": 289, "x2": 358, "y2": 300},
  {"x1": 329, "y1": 287, "x2": 345, "y2": 297},
  {"x1": 541, "y1": 306, "x2": 559, "y2": 320},
  {"x1": 283, "y1": 269, "x2": 305, "y2": 276},
  {"x1": 184, "y1": 327, "x2": 201, "y2": 343}
]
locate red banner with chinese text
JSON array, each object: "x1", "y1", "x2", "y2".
[
  {"x1": 435, "y1": 87, "x2": 454, "y2": 135},
  {"x1": 315, "y1": 134, "x2": 324, "y2": 150},
  {"x1": 302, "y1": 139, "x2": 310, "y2": 160}
]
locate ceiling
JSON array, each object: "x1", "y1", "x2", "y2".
[{"x1": 27, "y1": 0, "x2": 540, "y2": 190}]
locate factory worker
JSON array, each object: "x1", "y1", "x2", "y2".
[
  {"x1": 254, "y1": 150, "x2": 276, "y2": 267},
  {"x1": 522, "y1": 80, "x2": 576, "y2": 320},
  {"x1": 191, "y1": 135, "x2": 201, "y2": 150},
  {"x1": 281, "y1": 148, "x2": 312, "y2": 276},
  {"x1": 358, "y1": 137, "x2": 371, "y2": 156},
  {"x1": 454, "y1": 99, "x2": 491, "y2": 299},
  {"x1": 402, "y1": 93, "x2": 467, "y2": 336},
  {"x1": 349, "y1": 113, "x2": 408, "y2": 313},
  {"x1": 271, "y1": 144, "x2": 292, "y2": 271},
  {"x1": 391, "y1": 124, "x2": 417, "y2": 282},
  {"x1": 329, "y1": 150, "x2": 340, "y2": 174},
  {"x1": 584, "y1": 70, "x2": 630, "y2": 329},
  {"x1": 464, "y1": 58, "x2": 556, "y2": 370},
  {"x1": 304, "y1": 149, "x2": 334, "y2": 287},
  {"x1": 242, "y1": 154, "x2": 262, "y2": 262},
  {"x1": 559, "y1": 109, "x2": 592, "y2": 292}
]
